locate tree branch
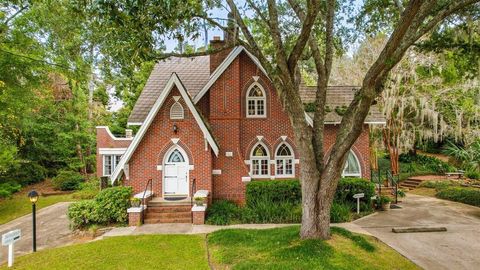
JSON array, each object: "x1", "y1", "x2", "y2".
[{"x1": 287, "y1": 0, "x2": 321, "y2": 72}]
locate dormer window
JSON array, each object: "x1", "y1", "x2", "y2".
[
  {"x1": 246, "y1": 83, "x2": 266, "y2": 117},
  {"x1": 170, "y1": 101, "x2": 184, "y2": 120}
]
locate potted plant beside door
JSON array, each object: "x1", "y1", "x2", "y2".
[
  {"x1": 377, "y1": 196, "x2": 392, "y2": 211},
  {"x1": 194, "y1": 196, "x2": 205, "y2": 206}
]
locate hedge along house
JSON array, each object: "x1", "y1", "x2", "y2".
[{"x1": 96, "y1": 37, "x2": 385, "y2": 225}]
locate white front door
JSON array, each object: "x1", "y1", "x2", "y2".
[{"x1": 163, "y1": 148, "x2": 189, "y2": 196}]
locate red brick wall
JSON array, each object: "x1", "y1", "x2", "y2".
[
  {"x1": 95, "y1": 127, "x2": 132, "y2": 178},
  {"x1": 97, "y1": 49, "x2": 372, "y2": 204},
  {"x1": 125, "y1": 86, "x2": 213, "y2": 196},
  {"x1": 202, "y1": 51, "x2": 371, "y2": 203}
]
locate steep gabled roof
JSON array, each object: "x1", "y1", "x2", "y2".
[
  {"x1": 111, "y1": 73, "x2": 219, "y2": 182},
  {"x1": 192, "y1": 46, "x2": 268, "y2": 103},
  {"x1": 127, "y1": 46, "x2": 385, "y2": 125},
  {"x1": 128, "y1": 56, "x2": 210, "y2": 125}
]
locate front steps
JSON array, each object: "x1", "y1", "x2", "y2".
[
  {"x1": 399, "y1": 178, "x2": 424, "y2": 190},
  {"x1": 144, "y1": 199, "x2": 192, "y2": 224}
]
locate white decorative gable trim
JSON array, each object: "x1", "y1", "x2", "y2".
[
  {"x1": 253, "y1": 76, "x2": 259, "y2": 82},
  {"x1": 281, "y1": 136, "x2": 287, "y2": 141},
  {"x1": 193, "y1": 46, "x2": 268, "y2": 104},
  {"x1": 110, "y1": 73, "x2": 220, "y2": 183},
  {"x1": 171, "y1": 138, "x2": 180, "y2": 144},
  {"x1": 256, "y1": 135, "x2": 264, "y2": 141},
  {"x1": 173, "y1": 96, "x2": 181, "y2": 101}
]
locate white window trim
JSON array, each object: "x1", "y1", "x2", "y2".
[
  {"x1": 103, "y1": 154, "x2": 122, "y2": 177},
  {"x1": 99, "y1": 148, "x2": 127, "y2": 155},
  {"x1": 170, "y1": 101, "x2": 185, "y2": 120},
  {"x1": 246, "y1": 82, "x2": 267, "y2": 118},
  {"x1": 275, "y1": 143, "x2": 295, "y2": 178},
  {"x1": 250, "y1": 142, "x2": 270, "y2": 178},
  {"x1": 342, "y1": 150, "x2": 362, "y2": 178}
]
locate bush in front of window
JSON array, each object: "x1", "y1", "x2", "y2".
[
  {"x1": 246, "y1": 179, "x2": 301, "y2": 207},
  {"x1": 52, "y1": 170, "x2": 85, "y2": 191}
]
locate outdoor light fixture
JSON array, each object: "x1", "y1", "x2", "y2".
[
  {"x1": 173, "y1": 124, "x2": 178, "y2": 134},
  {"x1": 27, "y1": 190, "x2": 38, "y2": 252}
]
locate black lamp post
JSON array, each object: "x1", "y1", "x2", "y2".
[{"x1": 28, "y1": 190, "x2": 39, "y2": 252}]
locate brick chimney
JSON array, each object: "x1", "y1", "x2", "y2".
[
  {"x1": 209, "y1": 36, "x2": 232, "y2": 73},
  {"x1": 125, "y1": 129, "x2": 133, "y2": 138}
]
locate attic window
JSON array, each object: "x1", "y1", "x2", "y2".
[
  {"x1": 246, "y1": 83, "x2": 266, "y2": 118},
  {"x1": 170, "y1": 101, "x2": 184, "y2": 120}
]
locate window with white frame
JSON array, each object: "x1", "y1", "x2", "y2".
[
  {"x1": 250, "y1": 143, "x2": 270, "y2": 177},
  {"x1": 103, "y1": 154, "x2": 122, "y2": 176},
  {"x1": 275, "y1": 143, "x2": 294, "y2": 177},
  {"x1": 170, "y1": 101, "x2": 184, "y2": 119},
  {"x1": 246, "y1": 83, "x2": 266, "y2": 117},
  {"x1": 342, "y1": 150, "x2": 361, "y2": 177}
]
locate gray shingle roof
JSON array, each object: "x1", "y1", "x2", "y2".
[
  {"x1": 128, "y1": 54, "x2": 385, "y2": 124},
  {"x1": 300, "y1": 85, "x2": 385, "y2": 123},
  {"x1": 128, "y1": 56, "x2": 210, "y2": 123}
]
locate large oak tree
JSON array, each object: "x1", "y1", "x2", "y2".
[{"x1": 81, "y1": 0, "x2": 480, "y2": 239}]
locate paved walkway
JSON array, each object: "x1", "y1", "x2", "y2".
[
  {"x1": 97, "y1": 222, "x2": 371, "y2": 239},
  {"x1": 0, "y1": 202, "x2": 76, "y2": 263},
  {"x1": 354, "y1": 194, "x2": 480, "y2": 270}
]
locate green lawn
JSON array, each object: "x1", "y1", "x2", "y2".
[
  {"x1": 1, "y1": 234, "x2": 209, "y2": 270},
  {"x1": 0, "y1": 193, "x2": 75, "y2": 225},
  {"x1": 1, "y1": 226, "x2": 419, "y2": 270},
  {"x1": 208, "y1": 226, "x2": 419, "y2": 270}
]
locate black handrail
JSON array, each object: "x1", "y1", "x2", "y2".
[
  {"x1": 140, "y1": 179, "x2": 153, "y2": 223},
  {"x1": 385, "y1": 171, "x2": 399, "y2": 204},
  {"x1": 191, "y1": 178, "x2": 196, "y2": 223}
]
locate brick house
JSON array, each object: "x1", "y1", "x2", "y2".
[{"x1": 96, "y1": 39, "x2": 384, "y2": 224}]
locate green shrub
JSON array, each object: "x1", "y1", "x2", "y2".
[
  {"x1": 52, "y1": 170, "x2": 85, "y2": 191},
  {"x1": 206, "y1": 200, "x2": 242, "y2": 225},
  {"x1": 399, "y1": 153, "x2": 455, "y2": 173},
  {"x1": 330, "y1": 202, "x2": 352, "y2": 223},
  {"x1": 94, "y1": 186, "x2": 132, "y2": 224},
  {"x1": 246, "y1": 180, "x2": 301, "y2": 207},
  {"x1": 436, "y1": 187, "x2": 480, "y2": 207},
  {"x1": 244, "y1": 199, "x2": 301, "y2": 223},
  {"x1": 72, "y1": 178, "x2": 100, "y2": 199},
  {"x1": 2, "y1": 162, "x2": 47, "y2": 185},
  {"x1": 0, "y1": 182, "x2": 22, "y2": 198},
  {"x1": 67, "y1": 186, "x2": 132, "y2": 229},
  {"x1": 335, "y1": 178, "x2": 375, "y2": 211},
  {"x1": 466, "y1": 170, "x2": 480, "y2": 180},
  {"x1": 419, "y1": 180, "x2": 453, "y2": 190},
  {"x1": 67, "y1": 200, "x2": 99, "y2": 229}
]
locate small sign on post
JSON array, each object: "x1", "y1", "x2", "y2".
[
  {"x1": 2, "y1": 229, "x2": 21, "y2": 268},
  {"x1": 353, "y1": 193, "x2": 365, "y2": 215}
]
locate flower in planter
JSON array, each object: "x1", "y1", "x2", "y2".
[
  {"x1": 194, "y1": 197, "x2": 205, "y2": 206},
  {"x1": 130, "y1": 197, "x2": 141, "y2": 207}
]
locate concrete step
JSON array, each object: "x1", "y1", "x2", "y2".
[
  {"x1": 144, "y1": 217, "x2": 192, "y2": 224},
  {"x1": 403, "y1": 179, "x2": 422, "y2": 185},
  {"x1": 400, "y1": 183, "x2": 418, "y2": 189}
]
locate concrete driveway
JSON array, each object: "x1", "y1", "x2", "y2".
[
  {"x1": 354, "y1": 194, "x2": 480, "y2": 270},
  {"x1": 0, "y1": 202, "x2": 76, "y2": 263}
]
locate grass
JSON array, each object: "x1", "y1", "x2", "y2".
[
  {"x1": 0, "y1": 193, "x2": 75, "y2": 225},
  {"x1": 0, "y1": 226, "x2": 419, "y2": 270},
  {"x1": 208, "y1": 226, "x2": 419, "y2": 270},
  {"x1": 409, "y1": 187, "x2": 437, "y2": 197},
  {"x1": 0, "y1": 234, "x2": 209, "y2": 270}
]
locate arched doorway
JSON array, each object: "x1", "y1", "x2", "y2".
[{"x1": 163, "y1": 146, "x2": 189, "y2": 196}]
